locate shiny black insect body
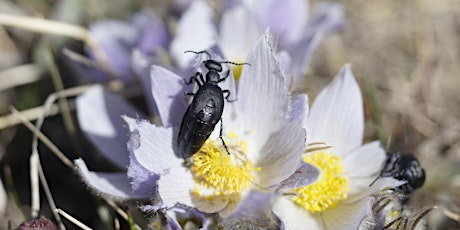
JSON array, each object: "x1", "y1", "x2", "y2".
[
  {"x1": 370, "y1": 152, "x2": 426, "y2": 202},
  {"x1": 177, "y1": 50, "x2": 248, "y2": 159}
]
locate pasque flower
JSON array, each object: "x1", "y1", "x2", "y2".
[
  {"x1": 74, "y1": 32, "x2": 319, "y2": 228},
  {"x1": 273, "y1": 65, "x2": 403, "y2": 230},
  {"x1": 124, "y1": 32, "x2": 319, "y2": 217}
]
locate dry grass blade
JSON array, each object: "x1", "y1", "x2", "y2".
[
  {"x1": 0, "y1": 13, "x2": 108, "y2": 69},
  {"x1": 443, "y1": 208, "x2": 460, "y2": 222},
  {"x1": 29, "y1": 152, "x2": 40, "y2": 218},
  {"x1": 56, "y1": 208, "x2": 92, "y2": 230},
  {"x1": 9, "y1": 106, "x2": 74, "y2": 168},
  {"x1": 0, "y1": 64, "x2": 44, "y2": 91},
  {"x1": 37, "y1": 156, "x2": 66, "y2": 230},
  {"x1": 0, "y1": 103, "x2": 60, "y2": 130},
  {"x1": 103, "y1": 198, "x2": 141, "y2": 230},
  {"x1": 0, "y1": 85, "x2": 90, "y2": 130},
  {"x1": 62, "y1": 48, "x2": 118, "y2": 77}
]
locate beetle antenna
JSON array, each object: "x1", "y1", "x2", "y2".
[
  {"x1": 369, "y1": 175, "x2": 382, "y2": 187},
  {"x1": 220, "y1": 61, "x2": 251, "y2": 66},
  {"x1": 184, "y1": 50, "x2": 212, "y2": 59}
]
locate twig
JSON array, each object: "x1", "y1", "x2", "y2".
[
  {"x1": 42, "y1": 44, "x2": 76, "y2": 143},
  {"x1": 37, "y1": 156, "x2": 66, "y2": 229}
]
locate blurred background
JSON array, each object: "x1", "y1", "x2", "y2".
[{"x1": 0, "y1": 0, "x2": 459, "y2": 229}]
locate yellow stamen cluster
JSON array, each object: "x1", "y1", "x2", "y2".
[
  {"x1": 292, "y1": 151, "x2": 350, "y2": 213},
  {"x1": 191, "y1": 136, "x2": 255, "y2": 198}
]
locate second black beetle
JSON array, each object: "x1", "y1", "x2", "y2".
[
  {"x1": 370, "y1": 152, "x2": 425, "y2": 203},
  {"x1": 177, "y1": 50, "x2": 248, "y2": 159}
]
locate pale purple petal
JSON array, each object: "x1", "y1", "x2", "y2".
[
  {"x1": 233, "y1": 33, "x2": 290, "y2": 153},
  {"x1": 289, "y1": 2, "x2": 345, "y2": 82},
  {"x1": 75, "y1": 159, "x2": 146, "y2": 200},
  {"x1": 227, "y1": 190, "x2": 275, "y2": 222},
  {"x1": 149, "y1": 65, "x2": 191, "y2": 127},
  {"x1": 76, "y1": 85, "x2": 145, "y2": 168},
  {"x1": 88, "y1": 19, "x2": 138, "y2": 80},
  {"x1": 322, "y1": 198, "x2": 369, "y2": 230},
  {"x1": 166, "y1": 207, "x2": 211, "y2": 230},
  {"x1": 170, "y1": 0, "x2": 217, "y2": 68},
  {"x1": 277, "y1": 162, "x2": 319, "y2": 191},
  {"x1": 306, "y1": 2, "x2": 346, "y2": 37},
  {"x1": 256, "y1": 0, "x2": 308, "y2": 46},
  {"x1": 307, "y1": 65, "x2": 364, "y2": 156},
  {"x1": 124, "y1": 116, "x2": 182, "y2": 172},
  {"x1": 132, "y1": 11, "x2": 170, "y2": 55},
  {"x1": 273, "y1": 196, "x2": 323, "y2": 230},
  {"x1": 132, "y1": 59, "x2": 162, "y2": 120},
  {"x1": 288, "y1": 32, "x2": 323, "y2": 82},
  {"x1": 127, "y1": 149, "x2": 159, "y2": 197}
]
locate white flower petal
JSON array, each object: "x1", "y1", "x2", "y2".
[
  {"x1": 234, "y1": 32, "x2": 290, "y2": 154},
  {"x1": 343, "y1": 141, "x2": 387, "y2": 178},
  {"x1": 255, "y1": 119, "x2": 306, "y2": 187},
  {"x1": 123, "y1": 116, "x2": 182, "y2": 173},
  {"x1": 170, "y1": 0, "x2": 216, "y2": 68},
  {"x1": 76, "y1": 85, "x2": 144, "y2": 168},
  {"x1": 322, "y1": 198, "x2": 369, "y2": 230},
  {"x1": 158, "y1": 165, "x2": 195, "y2": 209},
  {"x1": 273, "y1": 196, "x2": 322, "y2": 230},
  {"x1": 220, "y1": 5, "x2": 262, "y2": 60},
  {"x1": 307, "y1": 65, "x2": 364, "y2": 156},
  {"x1": 75, "y1": 159, "x2": 146, "y2": 200}
]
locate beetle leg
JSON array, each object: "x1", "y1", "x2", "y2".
[
  {"x1": 185, "y1": 72, "x2": 204, "y2": 86},
  {"x1": 219, "y1": 119, "x2": 230, "y2": 155},
  {"x1": 218, "y1": 70, "x2": 230, "y2": 83},
  {"x1": 223, "y1": 90, "x2": 236, "y2": 102}
]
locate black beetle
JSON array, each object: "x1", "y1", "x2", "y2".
[
  {"x1": 370, "y1": 152, "x2": 425, "y2": 203},
  {"x1": 177, "y1": 50, "x2": 249, "y2": 159}
]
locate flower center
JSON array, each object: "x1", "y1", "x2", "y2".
[
  {"x1": 291, "y1": 143, "x2": 350, "y2": 213},
  {"x1": 231, "y1": 58, "x2": 245, "y2": 81},
  {"x1": 190, "y1": 133, "x2": 257, "y2": 199}
]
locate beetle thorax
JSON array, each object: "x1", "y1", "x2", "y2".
[{"x1": 206, "y1": 72, "x2": 221, "y2": 84}]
